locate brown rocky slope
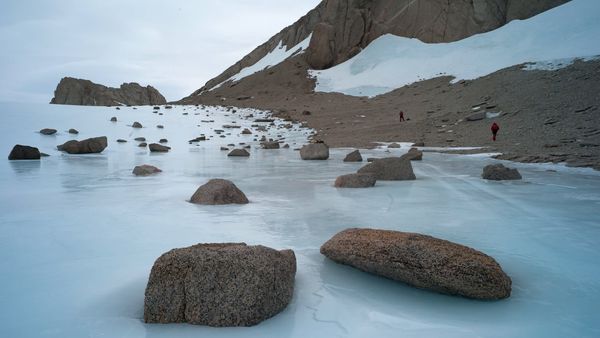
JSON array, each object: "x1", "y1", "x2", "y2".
[
  {"x1": 185, "y1": 0, "x2": 568, "y2": 94},
  {"x1": 178, "y1": 0, "x2": 600, "y2": 170},
  {"x1": 50, "y1": 77, "x2": 166, "y2": 106}
]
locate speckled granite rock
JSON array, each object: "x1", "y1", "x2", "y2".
[
  {"x1": 321, "y1": 228, "x2": 511, "y2": 300},
  {"x1": 144, "y1": 243, "x2": 296, "y2": 326}
]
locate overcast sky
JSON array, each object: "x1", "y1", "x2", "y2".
[{"x1": 0, "y1": 0, "x2": 320, "y2": 103}]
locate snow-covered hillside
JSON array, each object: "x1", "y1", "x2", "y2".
[
  {"x1": 309, "y1": 0, "x2": 600, "y2": 97},
  {"x1": 209, "y1": 34, "x2": 312, "y2": 91}
]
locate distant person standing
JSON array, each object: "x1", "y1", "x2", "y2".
[
  {"x1": 491, "y1": 122, "x2": 500, "y2": 141},
  {"x1": 399, "y1": 111, "x2": 406, "y2": 122}
]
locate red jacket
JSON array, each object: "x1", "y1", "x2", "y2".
[{"x1": 491, "y1": 123, "x2": 500, "y2": 133}]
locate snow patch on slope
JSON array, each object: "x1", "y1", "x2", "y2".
[
  {"x1": 209, "y1": 34, "x2": 312, "y2": 92},
  {"x1": 309, "y1": 0, "x2": 600, "y2": 97}
]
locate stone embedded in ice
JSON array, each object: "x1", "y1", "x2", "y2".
[
  {"x1": 321, "y1": 228, "x2": 512, "y2": 300},
  {"x1": 143, "y1": 243, "x2": 296, "y2": 326}
]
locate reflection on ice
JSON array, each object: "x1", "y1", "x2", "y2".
[{"x1": 0, "y1": 102, "x2": 599, "y2": 337}]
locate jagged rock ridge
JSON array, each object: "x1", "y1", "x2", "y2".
[
  {"x1": 188, "y1": 0, "x2": 568, "y2": 96},
  {"x1": 50, "y1": 77, "x2": 167, "y2": 106}
]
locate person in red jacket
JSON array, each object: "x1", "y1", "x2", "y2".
[{"x1": 491, "y1": 122, "x2": 500, "y2": 141}]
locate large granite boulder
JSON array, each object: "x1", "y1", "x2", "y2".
[
  {"x1": 190, "y1": 179, "x2": 249, "y2": 205},
  {"x1": 343, "y1": 150, "x2": 363, "y2": 162},
  {"x1": 357, "y1": 157, "x2": 416, "y2": 181},
  {"x1": 149, "y1": 143, "x2": 170, "y2": 153},
  {"x1": 133, "y1": 165, "x2": 162, "y2": 176},
  {"x1": 300, "y1": 143, "x2": 329, "y2": 160},
  {"x1": 50, "y1": 77, "x2": 166, "y2": 106},
  {"x1": 482, "y1": 164, "x2": 522, "y2": 180},
  {"x1": 334, "y1": 173, "x2": 376, "y2": 188},
  {"x1": 321, "y1": 228, "x2": 512, "y2": 300},
  {"x1": 144, "y1": 243, "x2": 296, "y2": 326},
  {"x1": 57, "y1": 136, "x2": 107, "y2": 154},
  {"x1": 8, "y1": 145, "x2": 41, "y2": 160}
]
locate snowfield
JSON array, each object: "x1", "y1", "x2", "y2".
[
  {"x1": 209, "y1": 34, "x2": 313, "y2": 91},
  {"x1": 309, "y1": 0, "x2": 600, "y2": 97},
  {"x1": 1, "y1": 103, "x2": 600, "y2": 337}
]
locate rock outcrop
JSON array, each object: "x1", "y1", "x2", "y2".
[
  {"x1": 357, "y1": 157, "x2": 416, "y2": 180},
  {"x1": 482, "y1": 163, "x2": 522, "y2": 180},
  {"x1": 144, "y1": 243, "x2": 296, "y2": 326},
  {"x1": 184, "y1": 0, "x2": 568, "y2": 96},
  {"x1": 334, "y1": 173, "x2": 376, "y2": 188},
  {"x1": 57, "y1": 136, "x2": 108, "y2": 154},
  {"x1": 300, "y1": 143, "x2": 329, "y2": 160},
  {"x1": 190, "y1": 179, "x2": 249, "y2": 205},
  {"x1": 8, "y1": 145, "x2": 41, "y2": 160},
  {"x1": 321, "y1": 228, "x2": 512, "y2": 300},
  {"x1": 50, "y1": 77, "x2": 166, "y2": 106}
]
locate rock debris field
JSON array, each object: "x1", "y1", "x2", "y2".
[{"x1": 1, "y1": 102, "x2": 600, "y2": 338}]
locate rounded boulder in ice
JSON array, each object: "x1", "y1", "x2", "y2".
[
  {"x1": 190, "y1": 179, "x2": 249, "y2": 205},
  {"x1": 144, "y1": 243, "x2": 296, "y2": 327},
  {"x1": 320, "y1": 228, "x2": 511, "y2": 300}
]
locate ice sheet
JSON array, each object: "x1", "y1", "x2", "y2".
[
  {"x1": 309, "y1": 0, "x2": 600, "y2": 97},
  {"x1": 1, "y1": 102, "x2": 600, "y2": 338}
]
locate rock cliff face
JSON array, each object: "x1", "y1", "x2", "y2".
[
  {"x1": 189, "y1": 0, "x2": 568, "y2": 95},
  {"x1": 50, "y1": 77, "x2": 166, "y2": 106}
]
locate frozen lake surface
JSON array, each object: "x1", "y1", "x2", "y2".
[{"x1": 1, "y1": 102, "x2": 600, "y2": 338}]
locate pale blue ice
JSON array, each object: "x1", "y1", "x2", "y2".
[{"x1": 1, "y1": 102, "x2": 599, "y2": 338}]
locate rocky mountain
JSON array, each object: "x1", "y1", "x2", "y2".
[
  {"x1": 186, "y1": 0, "x2": 568, "y2": 95},
  {"x1": 50, "y1": 77, "x2": 166, "y2": 106}
]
